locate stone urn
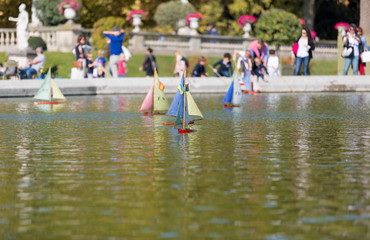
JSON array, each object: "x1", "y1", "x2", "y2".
[
  {"x1": 189, "y1": 17, "x2": 199, "y2": 35},
  {"x1": 243, "y1": 23, "x2": 251, "y2": 38},
  {"x1": 64, "y1": 5, "x2": 76, "y2": 21},
  {"x1": 337, "y1": 26, "x2": 347, "y2": 37},
  {"x1": 132, "y1": 14, "x2": 142, "y2": 33}
]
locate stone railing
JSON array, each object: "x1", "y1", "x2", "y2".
[
  {"x1": 0, "y1": 29, "x2": 17, "y2": 51},
  {"x1": 0, "y1": 27, "x2": 337, "y2": 60},
  {"x1": 0, "y1": 23, "x2": 92, "y2": 53},
  {"x1": 129, "y1": 32, "x2": 338, "y2": 60}
]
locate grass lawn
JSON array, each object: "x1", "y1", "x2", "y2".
[
  {"x1": 309, "y1": 59, "x2": 338, "y2": 75},
  {"x1": 0, "y1": 51, "x2": 338, "y2": 78}
]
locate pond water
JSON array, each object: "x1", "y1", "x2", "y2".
[{"x1": 0, "y1": 93, "x2": 369, "y2": 240}]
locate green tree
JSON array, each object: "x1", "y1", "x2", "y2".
[
  {"x1": 254, "y1": 9, "x2": 301, "y2": 46},
  {"x1": 303, "y1": 0, "x2": 315, "y2": 29},
  {"x1": 154, "y1": 1, "x2": 195, "y2": 32},
  {"x1": 34, "y1": 0, "x2": 71, "y2": 26},
  {"x1": 35, "y1": 0, "x2": 85, "y2": 26},
  {"x1": 0, "y1": 0, "x2": 32, "y2": 28},
  {"x1": 79, "y1": 0, "x2": 134, "y2": 28},
  {"x1": 197, "y1": 0, "x2": 224, "y2": 34}
]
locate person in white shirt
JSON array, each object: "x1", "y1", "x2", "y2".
[
  {"x1": 343, "y1": 24, "x2": 361, "y2": 75},
  {"x1": 19, "y1": 47, "x2": 45, "y2": 79},
  {"x1": 293, "y1": 27, "x2": 315, "y2": 76},
  {"x1": 267, "y1": 49, "x2": 280, "y2": 76}
]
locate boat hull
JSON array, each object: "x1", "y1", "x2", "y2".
[
  {"x1": 34, "y1": 101, "x2": 60, "y2": 105},
  {"x1": 178, "y1": 128, "x2": 197, "y2": 134}
]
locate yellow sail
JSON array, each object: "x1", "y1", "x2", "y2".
[
  {"x1": 51, "y1": 79, "x2": 66, "y2": 101},
  {"x1": 186, "y1": 92, "x2": 203, "y2": 119},
  {"x1": 153, "y1": 70, "x2": 169, "y2": 112}
]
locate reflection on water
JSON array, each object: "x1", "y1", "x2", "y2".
[{"x1": 0, "y1": 93, "x2": 369, "y2": 239}]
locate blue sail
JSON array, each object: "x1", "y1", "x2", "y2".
[
  {"x1": 174, "y1": 91, "x2": 189, "y2": 128},
  {"x1": 167, "y1": 73, "x2": 185, "y2": 117},
  {"x1": 222, "y1": 81, "x2": 233, "y2": 104}
]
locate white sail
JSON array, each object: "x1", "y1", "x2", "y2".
[
  {"x1": 232, "y1": 72, "x2": 242, "y2": 106},
  {"x1": 34, "y1": 73, "x2": 50, "y2": 101}
]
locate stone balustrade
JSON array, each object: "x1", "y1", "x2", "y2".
[
  {"x1": 0, "y1": 26, "x2": 337, "y2": 60},
  {"x1": 0, "y1": 29, "x2": 17, "y2": 51},
  {"x1": 0, "y1": 23, "x2": 92, "y2": 53},
  {"x1": 129, "y1": 32, "x2": 338, "y2": 59}
]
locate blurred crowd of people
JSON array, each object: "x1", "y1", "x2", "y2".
[{"x1": 66, "y1": 23, "x2": 369, "y2": 80}]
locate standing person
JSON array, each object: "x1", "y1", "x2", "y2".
[
  {"x1": 19, "y1": 47, "x2": 45, "y2": 79},
  {"x1": 74, "y1": 34, "x2": 87, "y2": 78},
  {"x1": 233, "y1": 49, "x2": 252, "y2": 92},
  {"x1": 248, "y1": 39, "x2": 269, "y2": 65},
  {"x1": 357, "y1": 26, "x2": 368, "y2": 75},
  {"x1": 343, "y1": 24, "x2": 361, "y2": 76},
  {"x1": 205, "y1": 24, "x2": 213, "y2": 34},
  {"x1": 173, "y1": 50, "x2": 187, "y2": 76},
  {"x1": 212, "y1": 53, "x2": 233, "y2": 77},
  {"x1": 103, "y1": 26, "x2": 125, "y2": 78},
  {"x1": 117, "y1": 53, "x2": 126, "y2": 78},
  {"x1": 139, "y1": 48, "x2": 157, "y2": 77},
  {"x1": 86, "y1": 53, "x2": 94, "y2": 79},
  {"x1": 191, "y1": 56, "x2": 208, "y2": 77},
  {"x1": 94, "y1": 50, "x2": 107, "y2": 78},
  {"x1": 267, "y1": 49, "x2": 280, "y2": 76},
  {"x1": 294, "y1": 27, "x2": 315, "y2": 76}
]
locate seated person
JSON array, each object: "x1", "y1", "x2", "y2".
[
  {"x1": 212, "y1": 53, "x2": 233, "y2": 77},
  {"x1": 19, "y1": 47, "x2": 45, "y2": 79}
]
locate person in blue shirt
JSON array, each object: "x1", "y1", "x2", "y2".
[
  {"x1": 212, "y1": 53, "x2": 233, "y2": 77},
  {"x1": 103, "y1": 26, "x2": 125, "y2": 78}
]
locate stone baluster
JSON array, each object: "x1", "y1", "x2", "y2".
[
  {"x1": 52, "y1": 31, "x2": 57, "y2": 48},
  {"x1": 0, "y1": 32, "x2": 3, "y2": 46},
  {"x1": 45, "y1": 31, "x2": 50, "y2": 47},
  {"x1": 41, "y1": 32, "x2": 47, "y2": 44},
  {"x1": 10, "y1": 32, "x2": 16, "y2": 46},
  {"x1": 5, "y1": 32, "x2": 10, "y2": 46}
]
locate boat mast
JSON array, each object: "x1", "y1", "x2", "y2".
[
  {"x1": 183, "y1": 72, "x2": 186, "y2": 130},
  {"x1": 48, "y1": 67, "x2": 51, "y2": 102},
  {"x1": 152, "y1": 69, "x2": 156, "y2": 113}
]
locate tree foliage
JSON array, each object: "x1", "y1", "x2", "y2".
[
  {"x1": 0, "y1": 0, "x2": 32, "y2": 28},
  {"x1": 0, "y1": 0, "x2": 361, "y2": 41},
  {"x1": 254, "y1": 9, "x2": 301, "y2": 45},
  {"x1": 35, "y1": 0, "x2": 74, "y2": 26},
  {"x1": 197, "y1": 0, "x2": 224, "y2": 34},
  {"x1": 154, "y1": 1, "x2": 195, "y2": 31},
  {"x1": 91, "y1": 16, "x2": 126, "y2": 50},
  {"x1": 79, "y1": 0, "x2": 134, "y2": 28}
]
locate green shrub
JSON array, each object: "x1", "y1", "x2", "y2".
[
  {"x1": 91, "y1": 16, "x2": 126, "y2": 51},
  {"x1": 154, "y1": 1, "x2": 195, "y2": 31},
  {"x1": 34, "y1": 0, "x2": 74, "y2": 26},
  {"x1": 254, "y1": 9, "x2": 301, "y2": 46},
  {"x1": 28, "y1": 37, "x2": 47, "y2": 51}
]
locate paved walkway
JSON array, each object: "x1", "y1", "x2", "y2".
[{"x1": 0, "y1": 75, "x2": 370, "y2": 98}]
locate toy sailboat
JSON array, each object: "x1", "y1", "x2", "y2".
[
  {"x1": 166, "y1": 73, "x2": 203, "y2": 133},
  {"x1": 139, "y1": 69, "x2": 170, "y2": 115},
  {"x1": 34, "y1": 69, "x2": 66, "y2": 105},
  {"x1": 222, "y1": 72, "x2": 242, "y2": 108}
]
